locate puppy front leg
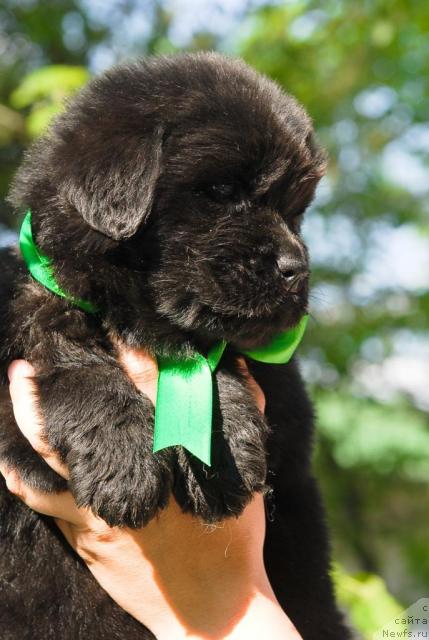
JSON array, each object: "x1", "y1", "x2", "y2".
[
  {"x1": 173, "y1": 360, "x2": 270, "y2": 522},
  {"x1": 264, "y1": 478, "x2": 352, "y2": 640},
  {"x1": 36, "y1": 362, "x2": 173, "y2": 527},
  {"x1": 248, "y1": 359, "x2": 351, "y2": 639}
]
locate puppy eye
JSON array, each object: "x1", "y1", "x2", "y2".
[
  {"x1": 212, "y1": 183, "x2": 234, "y2": 195},
  {"x1": 208, "y1": 183, "x2": 235, "y2": 199}
]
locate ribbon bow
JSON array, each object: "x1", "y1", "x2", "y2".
[{"x1": 20, "y1": 210, "x2": 308, "y2": 465}]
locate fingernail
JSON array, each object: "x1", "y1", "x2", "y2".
[{"x1": 8, "y1": 360, "x2": 35, "y2": 382}]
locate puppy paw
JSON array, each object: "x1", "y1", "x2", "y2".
[
  {"x1": 173, "y1": 368, "x2": 270, "y2": 522},
  {"x1": 172, "y1": 450, "x2": 256, "y2": 522},
  {"x1": 66, "y1": 399, "x2": 173, "y2": 528},
  {"x1": 72, "y1": 451, "x2": 172, "y2": 528}
]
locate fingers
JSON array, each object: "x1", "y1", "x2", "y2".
[
  {"x1": 0, "y1": 463, "x2": 84, "y2": 525},
  {"x1": 4, "y1": 359, "x2": 118, "y2": 532},
  {"x1": 8, "y1": 360, "x2": 70, "y2": 480},
  {"x1": 117, "y1": 345, "x2": 158, "y2": 404},
  {"x1": 236, "y1": 357, "x2": 266, "y2": 414}
]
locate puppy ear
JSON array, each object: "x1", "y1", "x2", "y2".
[{"x1": 61, "y1": 128, "x2": 163, "y2": 241}]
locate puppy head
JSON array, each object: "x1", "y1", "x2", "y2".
[
  {"x1": 12, "y1": 53, "x2": 326, "y2": 348},
  {"x1": 147, "y1": 56, "x2": 326, "y2": 347}
]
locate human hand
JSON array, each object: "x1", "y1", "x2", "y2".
[{"x1": 0, "y1": 348, "x2": 301, "y2": 640}]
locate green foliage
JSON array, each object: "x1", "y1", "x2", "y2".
[
  {"x1": 317, "y1": 391, "x2": 429, "y2": 480},
  {"x1": 10, "y1": 65, "x2": 89, "y2": 138},
  {"x1": 333, "y1": 564, "x2": 406, "y2": 638},
  {"x1": 236, "y1": 0, "x2": 429, "y2": 614},
  {"x1": 11, "y1": 65, "x2": 89, "y2": 109},
  {"x1": 0, "y1": 105, "x2": 25, "y2": 145}
]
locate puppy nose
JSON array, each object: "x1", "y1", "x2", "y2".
[{"x1": 276, "y1": 255, "x2": 307, "y2": 291}]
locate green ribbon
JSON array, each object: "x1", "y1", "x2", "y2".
[
  {"x1": 20, "y1": 210, "x2": 308, "y2": 466},
  {"x1": 154, "y1": 341, "x2": 227, "y2": 466},
  {"x1": 20, "y1": 210, "x2": 98, "y2": 314}
]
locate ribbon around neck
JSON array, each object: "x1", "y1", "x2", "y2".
[
  {"x1": 19, "y1": 209, "x2": 308, "y2": 466},
  {"x1": 20, "y1": 210, "x2": 98, "y2": 314},
  {"x1": 154, "y1": 315, "x2": 308, "y2": 465}
]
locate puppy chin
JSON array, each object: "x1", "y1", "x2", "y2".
[
  {"x1": 152, "y1": 278, "x2": 308, "y2": 349},
  {"x1": 227, "y1": 305, "x2": 307, "y2": 350},
  {"x1": 191, "y1": 298, "x2": 308, "y2": 351}
]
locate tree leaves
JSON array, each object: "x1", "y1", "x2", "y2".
[
  {"x1": 10, "y1": 65, "x2": 89, "y2": 138},
  {"x1": 333, "y1": 564, "x2": 406, "y2": 638}
]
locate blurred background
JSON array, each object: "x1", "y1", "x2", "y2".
[{"x1": 0, "y1": 0, "x2": 428, "y2": 636}]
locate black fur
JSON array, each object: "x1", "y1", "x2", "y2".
[{"x1": 0, "y1": 53, "x2": 350, "y2": 638}]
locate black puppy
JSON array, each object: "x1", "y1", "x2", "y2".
[{"x1": 0, "y1": 53, "x2": 350, "y2": 639}]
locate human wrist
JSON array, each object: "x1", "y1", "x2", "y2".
[
  {"x1": 54, "y1": 496, "x2": 298, "y2": 640},
  {"x1": 126, "y1": 549, "x2": 293, "y2": 640},
  {"x1": 81, "y1": 504, "x2": 278, "y2": 639},
  {"x1": 153, "y1": 584, "x2": 301, "y2": 640}
]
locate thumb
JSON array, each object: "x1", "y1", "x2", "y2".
[{"x1": 117, "y1": 345, "x2": 158, "y2": 405}]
